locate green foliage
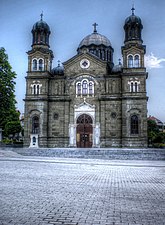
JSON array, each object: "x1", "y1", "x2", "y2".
[
  {"x1": 0, "y1": 47, "x2": 22, "y2": 137},
  {"x1": 4, "y1": 121, "x2": 22, "y2": 137},
  {"x1": 148, "y1": 119, "x2": 165, "y2": 147},
  {"x1": 147, "y1": 119, "x2": 159, "y2": 134}
]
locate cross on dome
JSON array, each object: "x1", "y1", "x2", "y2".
[
  {"x1": 92, "y1": 23, "x2": 98, "y2": 33},
  {"x1": 40, "y1": 11, "x2": 43, "y2": 21},
  {"x1": 131, "y1": 4, "x2": 135, "y2": 15},
  {"x1": 57, "y1": 60, "x2": 61, "y2": 66}
]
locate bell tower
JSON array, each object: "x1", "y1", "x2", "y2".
[
  {"x1": 121, "y1": 7, "x2": 148, "y2": 147},
  {"x1": 24, "y1": 14, "x2": 54, "y2": 147},
  {"x1": 27, "y1": 13, "x2": 54, "y2": 74},
  {"x1": 122, "y1": 7, "x2": 146, "y2": 69}
]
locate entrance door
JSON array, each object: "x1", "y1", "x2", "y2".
[{"x1": 76, "y1": 114, "x2": 93, "y2": 148}]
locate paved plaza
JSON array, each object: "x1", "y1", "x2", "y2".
[{"x1": 0, "y1": 150, "x2": 165, "y2": 225}]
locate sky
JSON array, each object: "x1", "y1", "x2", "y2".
[{"x1": 0, "y1": 0, "x2": 165, "y2": 122}]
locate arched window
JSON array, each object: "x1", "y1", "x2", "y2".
[
  {"x1": 135, "y1": 82, "x2": 138, "y2": 92},
  {"x1": 39, "y1": 59, "x2": 43, "y2": 71},
  {"x1": 131, "y1": 82, "x2": 134, "y2": 92},
  {"x1": 128, "y1": 80, "x2": 140, "y2": 92},
  {"x1": 37, "y1": 85, "x2": 40, "y2": 94},
  {"x1": 131, "y1": 115, "x2": 139, "y2": 134},
  {"x1": 128, "y1": 55, "x2": 133, "y2": 68},
  {"x1": 82, "y1": 80, "x2": 88, "y2": 95},
  {"x1": 134, "y1": 55, "x2": 140, "y2": 68},
  {"x1": 33, "y1": 85, "x2": 36, "y2": 95},
  {"x1": 77, "y1": 114, "x2": 93, "y2": 124},
  {"x1": 89, "y1": 82, "x2": 94, "y2": 95},
  {"x1": 77, "y1": 83, "x2": 81, "y2": 96},
  {"x1": 102, "y1": 50, "x2": 105, "y2": 60},
  {"x1": 31, "y1": 81, "x2": 42, "y2": 95},
  {"x1": 32, "y1": 116, "x2": 39, "y2": 134},
  {"x1": 32, "y1": 59, "x2": 37, "y2": 71},
  {"x1": 76, "y1": 79, "x2": 94, "y2": 97},
  {"x1": 37, "y1": 33, "x2": 41, "y2": 43},
  {"x1": 32, "y1": 58, "x2": 44, "y2": 71}
]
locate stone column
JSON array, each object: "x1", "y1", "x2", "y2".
[
  {"x1": 69, "y1": 124, "x2": 76, "y2": 147},
  {"x1": 94, "y1": 123, "x2": 100, "y2": 147}
]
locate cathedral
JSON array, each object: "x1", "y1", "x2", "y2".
[{"x1": 24, "y1": 8, "x2": 148, "y2": 148}]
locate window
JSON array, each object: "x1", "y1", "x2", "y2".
[
  {"x1": 32, "y1": 116, "x2": 39, "y2": 134},
  {"x1": 128, "y1": 79, "x2": 140, "y2": 92},
  {"x1": 76, "y1": 79, "x2": 94, "y2": 97},
  {"x1": 89, "y1": 82, "x2": 93, "y2": 95},
  {"x1": 134, "y1": 55, "x2": 140, "y2": 68},
  {"x1": 32, "y1": 58, "x2": 44, "y2": 71},
  {"x1": 36, "y1": 84, "x2": 40, "y2": 94},
  {"x1": 31, "y1": 81, "x2": 42, "y2": 95},
  {"x1": 127, "y1": 54, "x2": 140, "y2": 68},
  {"x1": 131, "y1": 115, "x2": 139, "y2": 134},
  {"x1": 135, "y1": 82, "x2": 138, "y2": 92},
  {"x1": 131, "y1": 82, "x2": 134, "y2": 92},
  {"x1": 77, "y1": 83, "x2": 81, "y2": 96},
  {"x1": 39, "y1": 59, "x2": 43, "y2": 71},
  {"x1": 77, "y1": 114, "x2": 93, "y2": 124},
  {"x1": 128, "y1": 55, "x2": 133, "y2": 68},
  {"x1": 32, "y1": 59, "x2": 37, "y2": 71},
  {"x1": 82, "y1": 80, "x2": 88, "y2": 95}
]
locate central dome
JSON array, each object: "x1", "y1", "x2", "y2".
[
  {"x1": 78, "y1": 32, "x2": 112, "y2": 48},
  {"x1": 77, "y1": 23, "x2": 113, "y2": 64}
]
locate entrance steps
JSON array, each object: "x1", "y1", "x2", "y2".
[{"x1": 10, "y1": 148, "x2": 165, "y2": 160}]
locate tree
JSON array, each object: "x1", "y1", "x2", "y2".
[
  {"x1": 148, "y1": 119, "x2": 165, "y2": 147},
  {"x1": 0, "y1": 47, "x2": 22, "y2": 138},
  {"x1": 5, "y1": 121, "x2": 22, "y2": 139}
]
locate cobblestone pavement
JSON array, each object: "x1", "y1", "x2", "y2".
[{"x1": 0, "y1": 155, "x2": 165, "y2": 225}]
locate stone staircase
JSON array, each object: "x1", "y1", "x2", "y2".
[{"x1": 8, "y1": 147, "x2": 165, "y2": 160}]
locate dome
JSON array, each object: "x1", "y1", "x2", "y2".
[
  {"x1": 51, "y1": 61, "x2": 64, "y2": 75},
  {"x1": 77, "y1": 23, "x2": 113, "y2": 63},
  {"x1": 124, "y1": 7, "x2": 143, "y2": 43},
  {"x1": 32, "y1": 14, "x2": 50, "y2": 33},
  {"x1": 78, "y1": 32, "x2": 111, "y2": 48},
  {"x1": 125, "y1": 15, "x2": 142, "y2": 26},
  {"x1": 124, "y1": 7, "x2": 143, "y2": 28},
  {"x1": 31, "y1": 13, "x2": 51, "y2": 47}
]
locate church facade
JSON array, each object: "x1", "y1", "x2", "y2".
[{"x1": 24, "y1": 8, "x2": 148, "y2": 148}]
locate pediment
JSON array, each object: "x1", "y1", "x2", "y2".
[
  {"x1": 63, "y1": 52, "x2": 107, "y2": 76},
  {"x1": 74, "y1": 99, "x2": 95, "y2": 111}
]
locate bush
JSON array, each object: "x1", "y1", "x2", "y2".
[
  {"x1": 2, "y1": 138, "x2": 13, "y2": 144},
  {"x1": 153, "y1": 143, "x2": 165, "y2": 148}
]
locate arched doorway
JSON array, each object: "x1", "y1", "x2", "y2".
[{"x1": 76, "y1": 114, "x2": 93, "y2": 148}]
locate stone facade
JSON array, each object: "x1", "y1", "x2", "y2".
[{"x1": 24, "y1": 9, "x2": 148, "y2": 148}]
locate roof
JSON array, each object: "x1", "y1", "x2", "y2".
[{"x1": 78, "y1": 32, "x2": 111, "y2": 48}]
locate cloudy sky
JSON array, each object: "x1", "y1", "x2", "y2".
[{"x1": 1, "y1": 0, "x2": 165, "y2": 122}]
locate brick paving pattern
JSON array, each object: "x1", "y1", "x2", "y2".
[{"x1": 0, "y1": 157, "x2": 165, "y2": 225}]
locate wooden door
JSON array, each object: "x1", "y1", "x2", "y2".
[{"x1": 76, "y1": 114, "x2": 93, "y2": 148}]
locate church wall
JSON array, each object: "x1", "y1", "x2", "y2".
[
  {"x1": 23, "y1": 100, "x2": 49, "y2": 147},
  {"x1": 47, "y1": 100, "x2": 70, "y2": 147},
  {"x1": 121, "y1": 98, "x2": 148, "y2": 147},
  {"x1": 99, "y1": 100, "x2": 122, "y2": 147}
]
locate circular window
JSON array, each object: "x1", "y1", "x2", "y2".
[
  {"x1": 54, "y1": 113, "x2": 59, "y2": 120},
  {"x1": 80, "y1": 59, "x2": 90, "y2": 69},
  {"x1": 111, "y1": 112, "x2": 117, "y2": 119}
]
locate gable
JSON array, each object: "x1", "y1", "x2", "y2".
[{"x1": 63, "y1": 52, "x2": 107, "y2": 77}]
